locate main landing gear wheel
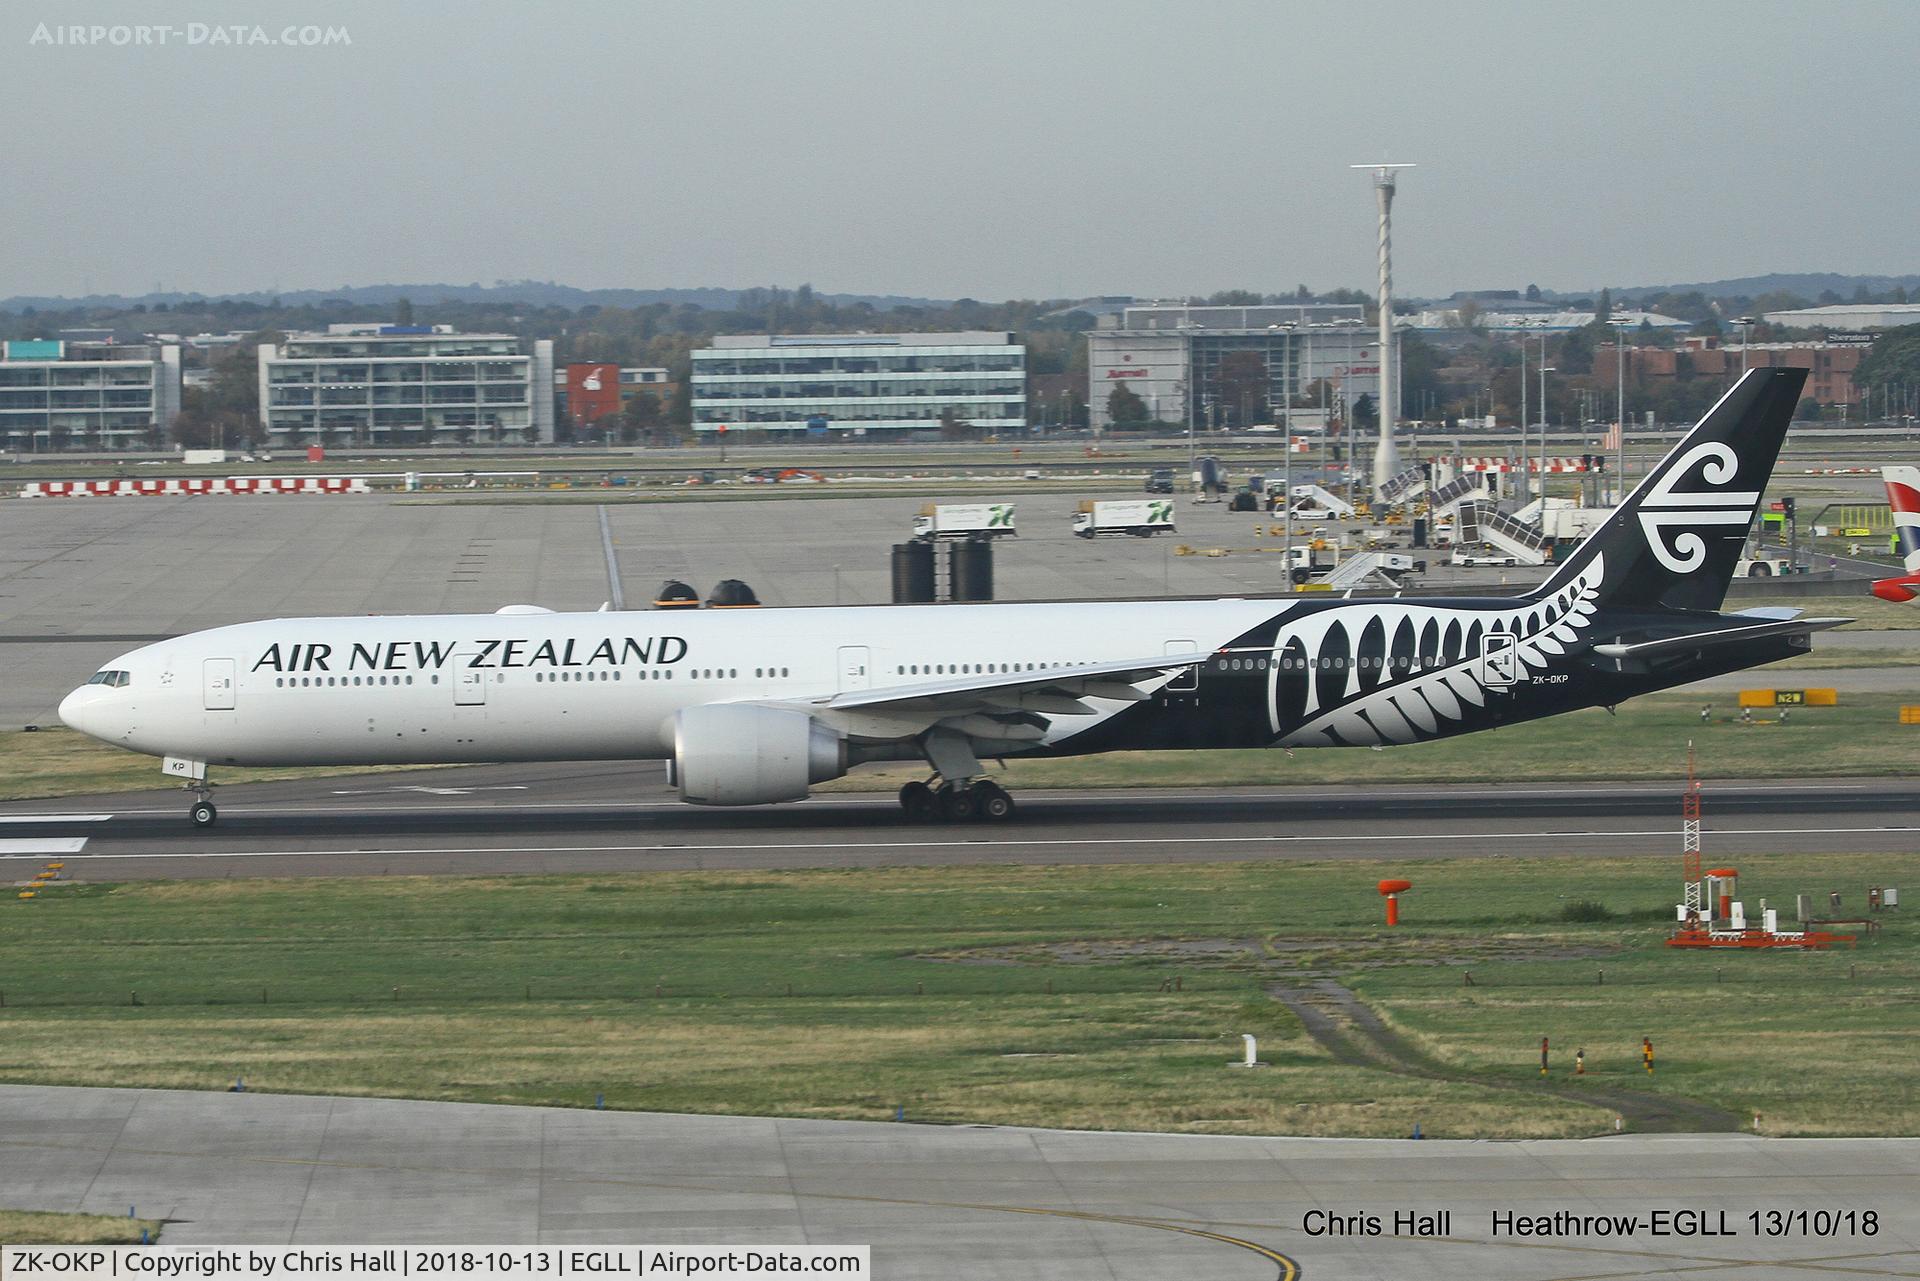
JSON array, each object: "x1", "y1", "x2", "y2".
[
  {"x1": 899, "y1": 781, "x2": 939, "y2": 822},
  {"x1": 940, "y1": 785, "x2": 980, "y2": 822},
  {"x1": 901, "y1": 778, "x2": 1016, "y2": 824},
  {"x1": 190, "y1": 800, "x2": 217, "y2": 828},
  {"x1": 973, "y1": 780, "x2": 1015, "y2": 820}
]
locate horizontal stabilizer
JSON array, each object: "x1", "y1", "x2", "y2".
[{"x1": 1591, "y1": 616, "x2": 1848, "y2": 661}]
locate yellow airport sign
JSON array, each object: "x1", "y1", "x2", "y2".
[{"x1": 1740, "y1": 689, "x2": 1835, "y2": 708}]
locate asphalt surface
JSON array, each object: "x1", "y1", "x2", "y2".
[
  {"x1": 3, "y1": 767, "x2": 1917, "y2": 881},
  {"x1": 3, "y1": 1085, "x2": 1915, "y2": 1279}
]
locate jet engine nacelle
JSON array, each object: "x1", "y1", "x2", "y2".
[{"x1": 672, "y1": 704, "x2": 847, "y2": 806}]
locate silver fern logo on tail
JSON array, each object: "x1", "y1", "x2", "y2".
[{"x1": 1634, "y1": 441, "x2": 1760, "y2": 573}]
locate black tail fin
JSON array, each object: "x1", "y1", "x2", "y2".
[{"x1": 1530, "y1": 366, "x2": 1806, "y2": 614}]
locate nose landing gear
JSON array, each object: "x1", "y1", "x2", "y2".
[{"x1": 190, "y1": 798, "x2": 218, "y2": 828}]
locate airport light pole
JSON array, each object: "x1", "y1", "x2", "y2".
[
  {"x1": 1608, "y1": 317, "x2": 1632, "y2": 505},
  {"x1": 1537, "y1": 365, "x2": 1555, "y2": 504},
  {"x1": 1736, "y1": 315, "x2": 1756, "y2": 373},
  {"x1": 1519, "y1": 332, "x2": 1529, "y2": 501}
]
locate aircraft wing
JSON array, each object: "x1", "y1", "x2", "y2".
[
  {"x1": 1591, "y1": 616, "x2": 1850, "y2": 661},
  {"x1": 771, "y1": 651, "x2": 1210, "y2": 743}
]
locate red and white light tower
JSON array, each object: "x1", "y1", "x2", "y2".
[{"x1": 1682, "y1": 741, "x2": 1704, "y2": 919}]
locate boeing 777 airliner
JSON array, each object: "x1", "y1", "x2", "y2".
[{"x1": 61, "y1": 368, "x2": 1841, "y2": 826}]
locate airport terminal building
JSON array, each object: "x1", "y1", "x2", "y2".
[
  {"x1": 1086, "y1": 304, "x2": 1378, "y2": 432},
  {"x1": 0, "y1": 337, "x2": 182, "y2": 449},
  {"x1": 257, "y1": 325, "x2": 556, "y2": 444},
  {"x1": 691, "y1": 331, "x2": 1026, "y2": 436}
]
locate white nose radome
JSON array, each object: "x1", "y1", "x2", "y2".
[{"x1": 58, "y1": 685, "x2": 114, "y2": 740}]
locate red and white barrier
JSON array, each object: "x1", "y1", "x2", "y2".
[
  {"x1": 20, "y1": 476, "x2": 372, "y2": 498},
  {"x1": 1450, "y1": 457, "x2": 1592, "y2": 474}
]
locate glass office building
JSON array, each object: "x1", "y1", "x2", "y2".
[
  {"x1": 1086, "y1": 304, "x2": 1377, "y2": 432},
  {"x1": 0, "y1": 339, "x2": 182, "y2": 449},
  {"x1": 692, "y1": 331, "x2": 1026, "y2": 436},
  {"x1": 258, "y1": 325, "x2": 555, "y2": 444}
]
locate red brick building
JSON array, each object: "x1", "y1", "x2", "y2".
[{"x1": 1603, "y1": 339, "x2": 1863, "y2": 407}]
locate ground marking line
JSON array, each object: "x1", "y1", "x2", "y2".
[
  {"x1": 0, "y1": 783, "x2": 1888, "y2": 822},
  {"x1": 0, "y1": 838, "x2": 88, "y2": 855},
  {"x1": 3, "y1": 824, "x2": 1915, "y2": 860}
]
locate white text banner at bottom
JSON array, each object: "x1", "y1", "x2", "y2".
[{"x1": 0, "y1": 1247, "x2": 871, "y2": 1280}]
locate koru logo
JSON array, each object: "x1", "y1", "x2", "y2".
[{"x1": 1637, "y1": 442, "x2": 1759, "y2": 573}]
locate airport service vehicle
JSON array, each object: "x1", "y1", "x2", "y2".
[
  {"x1": 1735, "y1": 556, "x2": 1793, "y2": 577},
  {"x1": 1451, "y1": 550, "x2": 1521, "y2": 568},
  {"x1": 61, "y1": 370, "x2": 1845, "y2": 828},
  {"x1": 1144, "y1": 469, "x2": 1175, "y2": 494},
  {"x1": 912, "y1": 503, "x2": 1016, "y2": 541},
  {"x1": 1072, "y1": 499, "x2": 1176, "y2": 538},
  {"x1": 1873, "y1": 465, "x2": 1920, "y2": 602}
]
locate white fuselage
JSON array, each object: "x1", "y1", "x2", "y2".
[{"x1": 59, "y1": 599, "x2": 1279, "y2": 768}]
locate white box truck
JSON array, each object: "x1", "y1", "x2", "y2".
[
  {"x1": 1072, "y1": 499, "x2": 1176, "y2": 538},
  {"x1": 912, "y1": 503, "x2": 1016, "y2": 540}
]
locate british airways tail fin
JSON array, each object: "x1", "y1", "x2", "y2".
[
  {"x1": 1872, "y1": 465, "x2": 1920, "y2": 602},
  {"x1": 1530, "y1": 366, "x2": 1805, "y2": 614},
  {"x1": 1884, "y1": 466, "x2": 1920, "y2": 573}
]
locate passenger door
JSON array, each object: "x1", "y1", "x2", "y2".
[
  {"x1": 202, "y1": 658, "x2": 236, "y2": 711},
  {"x1": 1164, "y1": 639, "x2": 1198, "y2": 692},
  {"x1": 1479, "y1": 631, "x2": 1519, "y2": 689},
  {"x1": 454, "y1": 665, "x2": 487, "y2": 706},
  {"x1": 837, "y1": 646, "x2": 871, "y2": 693}
]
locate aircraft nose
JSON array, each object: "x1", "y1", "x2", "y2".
[{"x1": 58, "y1": 684, "x2": 111, "y2": 739}]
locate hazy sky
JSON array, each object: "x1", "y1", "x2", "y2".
[{"x1": 6, "y1": 0, "x2": 1917, "y2": 302}]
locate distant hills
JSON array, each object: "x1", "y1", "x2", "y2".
[
  {"x1": 5, "y1": 273, "x2": 1916, "y2": 317},
  {"x1": 0, "y1": 281, "x2": 950, "y2": 314},
  {"x1": 1608, "y1": 273, "x2": 1920, "y2": 303}
]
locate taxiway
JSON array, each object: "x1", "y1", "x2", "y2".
[{"x1": 2, "y1": 769, "x2": 1916, "y2": 881}]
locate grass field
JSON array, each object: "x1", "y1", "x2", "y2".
[
  {"x1": 1, "y1": 856, "x2": 1912, "y2": 1139},
  {"x1": 0, "y1": 729, "x2": 437, "y2": 803},
  {"x1": 0, "y1": 1211, "x2": 162, "y2": 1245}
]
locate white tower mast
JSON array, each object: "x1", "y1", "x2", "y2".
[{"x1": 1352, "y1": 163, "x2": 1414, "y2": 502}]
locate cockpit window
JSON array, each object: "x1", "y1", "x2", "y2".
[{"x1": 87, "y1": 670, "x2": 131, "y2": 688}]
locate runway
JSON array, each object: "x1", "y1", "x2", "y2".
[
  {"x1": 3, "y1": 1085, "x2": 1915, "y2": 1279},
  {"x1": 3, "y1": 766, "x2": 1918, "y2": 881}
]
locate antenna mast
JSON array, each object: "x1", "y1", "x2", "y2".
[{"x1": 1682, "y1": 741, "x2": 1703, "y2": 914}]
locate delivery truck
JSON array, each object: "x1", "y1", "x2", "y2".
[
  {"x1": 1072, "y1": 499, "x2": 1176, "y2": 538},
  {"x1": 912, "y1": 503, "x2": 1017, "y2": 540}
]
